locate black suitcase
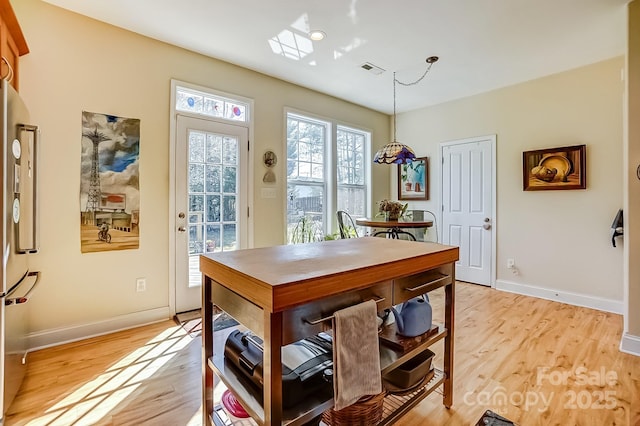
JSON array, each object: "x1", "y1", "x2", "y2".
[{"x1": 224, "y1": 330, "x2": 333, "y2": 408}]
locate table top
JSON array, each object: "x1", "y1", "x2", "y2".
[
  {"x1": 356, "y1": 218, "x2": 434, "y2": 228},
  {"x1": 200, "y1": 238, "x2": 457, "y2": 312}
]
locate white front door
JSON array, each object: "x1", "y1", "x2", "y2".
[
  {"x1": 441, "y1": 136, "x2": 495, "y2": 286},
  {"x1": 174, "y1": 115, "x2": 249, "y2": 313}
]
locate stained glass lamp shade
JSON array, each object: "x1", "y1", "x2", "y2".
[
  {"x1": 373, "y1": 57, "x2": 438, "y2": 165},
  {"x1": 373, "y1": 70, "x2": 417, "y2": 165},
  {"x1": 373, "y1": 142, "x2": 416, "y2": 164}
]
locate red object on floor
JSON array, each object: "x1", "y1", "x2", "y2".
[{"x1": 222, "y1": 390, "x2": 249, "y2": 418}]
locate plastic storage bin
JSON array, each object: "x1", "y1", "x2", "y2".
[{"x1": 383, "y1": 348, "x2": 434, "y2": 389}]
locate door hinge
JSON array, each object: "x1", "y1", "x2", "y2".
[
  {"x1": 248, "y1": 140, "x2": 250, "y2": 151},
  {"x1": 442, "y1": 157, "x2": 444, "y2": 164},
  {"x1": 247, "y1": 206, "x2": 250, "y2": 218}
]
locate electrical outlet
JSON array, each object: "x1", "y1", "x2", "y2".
[
  {"x1": 507, "y1": 258, "x2": 515, "y2": 269},
  {"x1": 136, "y1": 278, "x2": 146, "y2": 292}
]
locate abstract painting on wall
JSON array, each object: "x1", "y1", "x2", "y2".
[{"x1": 80, "y1": 111, "x2": 140, "y2": 253}]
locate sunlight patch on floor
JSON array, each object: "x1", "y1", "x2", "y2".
[
  {"x1": 25, "y1": 324, "x2": 194, "y2": 426},
  {"x1": 186, "y1": 404, "x2": 204, "y2": 426}
]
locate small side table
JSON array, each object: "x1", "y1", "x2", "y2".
[{"x1": 355, "y1": 218, "x2": 433, "y2": 240}]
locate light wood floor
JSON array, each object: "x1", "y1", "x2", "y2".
[{"x1": 6, "y1": 282, "x2": 640, "y2": 426}]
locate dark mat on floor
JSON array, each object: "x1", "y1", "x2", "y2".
[
  {"x1": 174, "y1": 309, "x2": 238, "y2": 337},
  {"x1": 475, "y1": 410, "x2": 517, "y2": 426}
]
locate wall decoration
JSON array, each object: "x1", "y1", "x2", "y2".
[
  {"x1": 80, "y1": 111, "x2": 140, "y2": 253},
  {"x1": 263, "y1": 150, "x2": 277, "y2": 183},
  {"x1": 523, "y1": 144, "x2": 586, "y2": 191},
  {"x1": 398, "y1": 157, "x2": 429, "y2": 200}
]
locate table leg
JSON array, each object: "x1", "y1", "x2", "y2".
[
  {"x1": 443, "y1": 279, "x2": 455, "y2": 408},
  {"x1": 202, "y1": 274, "x2": 214, "y2": 424},
  {"x1": 263, "y1": 310, "x2": 284, "y2": 425}
]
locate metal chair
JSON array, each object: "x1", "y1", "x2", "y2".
[
  {"x1": 373, "y1": 227, "x2": 416, "y2": 240},
  {"x1": 336, "y1": 210, "x2": 359, "y2": 238},
  {"x1": 406, "y1": 210, "x2": 438, "y2": 242}
]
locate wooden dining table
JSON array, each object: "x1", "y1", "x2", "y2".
[{"x1": 356, "y1": 217, "x2": 434, "y2": 240}]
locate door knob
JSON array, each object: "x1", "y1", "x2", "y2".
[
  {"x1": 483, "y1": 223, "x2": 491, "y2": 230},
  {"x1": 178, "y1": 212, "x2": 186, "y2": 219},
  {"x1": 178, "y1": 226, "x2": 186, "y2": 232}
]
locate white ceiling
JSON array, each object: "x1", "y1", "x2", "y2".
[{"x1": 42, "y1": 0, "x2": 629, "y2": 114}]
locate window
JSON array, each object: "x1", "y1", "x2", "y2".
[
  {"x1": 176, "y1": 86, "x2": 248, "y2": 123},
  {"x1": 286, "y1": 112, "x2": 370, "y2": 243},
  {"x1": 336, "y1": 126, "x2": 367, "y2": 217}
]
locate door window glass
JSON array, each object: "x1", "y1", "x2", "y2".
[{"x1": 188, "y1": 130, "x2": 239, "y2": 255}]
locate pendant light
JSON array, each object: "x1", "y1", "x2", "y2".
[{"x1": 373, "y1": 56, "x2": 439, "y2": 164}]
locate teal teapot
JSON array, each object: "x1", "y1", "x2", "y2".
[{"x1": 391, "y1": 295, "x2": 432, "y2": 337}]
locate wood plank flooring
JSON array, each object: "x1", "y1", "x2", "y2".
[{"x1": 6, "y1": 282, "x2": 640, "y2": 425}]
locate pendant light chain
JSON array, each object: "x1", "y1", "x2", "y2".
[
  {"x1": 392, "y1": 57, "x2": 438, "y2": 142},
  {"x1": 395, "y1": 56, "x2": 439, "y2": 87},
  {"x1": 373, "y1": 56, "x2": 439, "y2": 164},
  {"x1": 393, "y1": 56, "x2": 439, "y2": 142},
  {"x1": 393, "y1": 71, "x2": 397, "y2": 142}
]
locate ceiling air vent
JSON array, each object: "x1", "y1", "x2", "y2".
[{"x1": 360, "y1": 62, "x2": 385, "y2": 75}]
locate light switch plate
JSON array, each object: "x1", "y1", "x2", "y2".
[{"x1": 261, "y1": 188, "x2": 276, "y2": 198}]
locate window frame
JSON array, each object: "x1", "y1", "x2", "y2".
[
  {"x1": 285, "y1": 109, "x2": 371, "y2": 242},
  {"x1": 336, "y1": 124, "x2": 370, "y2": 220}
]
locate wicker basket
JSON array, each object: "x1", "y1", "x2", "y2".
[{"x1": 322, "y1": 392, "x2": 386, "y2": 425}]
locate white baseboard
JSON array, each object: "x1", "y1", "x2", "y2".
[
  {"x1": 26, "y1": 306, "x2": 172, "y2": 351},
  {"x1": 494, "y1": 279, "x2": 623, "y2": 314},
  {"x1": 620, "y1": 333, "x2": 640, "y2": 356}
]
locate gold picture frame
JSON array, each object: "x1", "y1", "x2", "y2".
[{"x1": 523, "y1": 145, "x2": 586, "y2": 191}]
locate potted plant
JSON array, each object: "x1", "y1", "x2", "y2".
[
  {"x1": 290, "y1": 215, "x2": 322, "y2": 244},
  {"x1": 378, "y1": 199, "x2": 408, "y2": 221}
]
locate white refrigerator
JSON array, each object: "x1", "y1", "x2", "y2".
[{"x1": 0, "y1": 78, "x2": 40, "y2": 423}]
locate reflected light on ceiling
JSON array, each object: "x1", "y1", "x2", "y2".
[
  {"x1": 269, "y1": 14, "x2": 318, "y2": 61},
  {"x1": 269, "y1": 29, "x2": 314, "y2": 60},
  {"x1": 290, "y1": 14, "x2": 310, "y2": 33},
  {"x1": 333, "y1": 37, "x2": 366, "y2": 60}
]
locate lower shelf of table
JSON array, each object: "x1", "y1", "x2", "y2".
[
  {"x1": 207, "y1": 322, "x2": 448, "y2": 425},
  {"x1": 209, "y1": 325, "x2": 334, "y2": 426},
  {"x1": 211, "y1": 407, "x2": 256, "y2": 426},
  {"x1": 209, "y1": 367, "x2": 445, "y2": 426},
  {"x1": 379, "y1": 368, "x2": 444, "y2": 426}
]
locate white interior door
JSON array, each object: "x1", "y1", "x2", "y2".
[
  {"x1": 174, "y1": 115, "x2": 248, "y2": 313},
  {"x1": 441, "y1": 136, "x2": 495, "y2": 286}
]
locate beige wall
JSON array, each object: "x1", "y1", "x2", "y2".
[
  {"x1": 397, "y1": 57, "x2": 624, "y2": 303},
  {"x1": 627, "y1": 1, "x2": 640, "y2": 338},
  {"x1": 14, "y1": 0, "x2": 390, "y2": 338}
]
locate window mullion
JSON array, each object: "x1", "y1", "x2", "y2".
[{"x1": 327, "y1": 122, "x2": 337, "y2": 236}]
